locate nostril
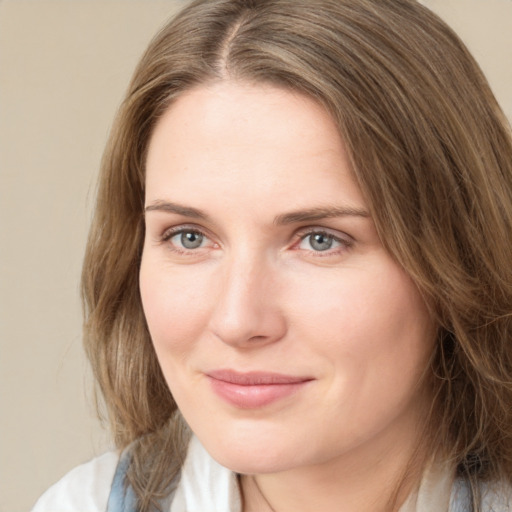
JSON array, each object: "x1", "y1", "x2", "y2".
[{"x1": 248, "y1": 335, "x2": 267, "y2": 342}]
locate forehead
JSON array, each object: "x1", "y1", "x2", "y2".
[
  {"x1": 147, "y1": 81, "x2": 344, "y2": 161},
  {"x1": 144, "y1": 81, "x2": 366, "y2": 218}
]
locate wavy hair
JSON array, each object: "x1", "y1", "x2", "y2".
[{"x1": 82, "y1": 0, "x2": 512, "y2": 509}]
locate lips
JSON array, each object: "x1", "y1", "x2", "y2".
[{"x1": 206, "y1": 369, "x2": 313, "y2": 408}]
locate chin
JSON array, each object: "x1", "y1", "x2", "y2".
[
  {"x1": 209, "y1": 446, "x2": 294, "y2": 475},
  {"x1": 195, "y1": 423, "x2": 304, "y2": 475}
]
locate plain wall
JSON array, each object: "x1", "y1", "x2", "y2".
[
  {"x1": 0, "y1": 3, "x2": 187, "y2": 511},
  {"x1": 0, "y1": 1, "x2": 510, "y2": 511}
]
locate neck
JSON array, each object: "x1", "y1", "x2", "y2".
[{"x1": 241, "y1": 411, "x2": 429, "y2": 512}]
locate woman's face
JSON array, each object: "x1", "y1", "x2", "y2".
[{"x1": 140, "y1": 81, "x2": 436, "y2": 475}]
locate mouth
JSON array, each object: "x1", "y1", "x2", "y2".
[{"x1": 206, "y1": 369, "x2": 314, "y2": 409}]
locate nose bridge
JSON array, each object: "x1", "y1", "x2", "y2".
[
  {"x1": 209, "y1": 247, "x2": 285, "y2": 346},
  {"x1": 224, "y1": 253, "x2": 261, "y2": 306}
]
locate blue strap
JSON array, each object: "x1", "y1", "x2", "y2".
[
  {"x1": 106, "y1": 450, "x2": 138, "y2": 512},
  {"x1": 106, "y1": 448, "x2": 179, "y2": 512}
]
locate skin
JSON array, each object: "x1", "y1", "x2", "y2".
[{"x1": 140, "y1": 81, "x2": 437, "y2": 511}]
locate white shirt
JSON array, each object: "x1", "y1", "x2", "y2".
[
  {"x1": 31, "y1": 450, "x2": 119, "y2": 512},
  {"x1": 31, "y1": 437, "x2": 240, "y2": 512},
  {"x1": 31, "y1": 436, "x2": 508, "y2": 511}
]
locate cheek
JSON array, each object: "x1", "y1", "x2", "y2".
[
  {"x1": 139, "y1": 256, "x2": 212, "y2": 357},
  {"x1": 289, "y1": 261, "x2": 434, "y2": 390},
  {"x1": 339, "y1": 267, "x2": 435, "y2": 414},
  {"x1": 284, "y1": 264, "x2": 410, "y2": 348}
]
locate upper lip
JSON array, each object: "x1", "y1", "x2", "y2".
[{"x1": 206, "y1": 369, "x2": 313, "y2": 386}]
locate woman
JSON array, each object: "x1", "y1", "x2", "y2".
[{"x1": 32, "y1": 0, "x2": 512, "y2": 511}]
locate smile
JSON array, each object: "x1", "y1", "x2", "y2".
[{"x1": 206, "y1": 370, "x2": 314, "y2": 409}]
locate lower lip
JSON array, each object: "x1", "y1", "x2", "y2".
[{"x1": 208, "y1": 377, "x2": 310, "y2": 409}]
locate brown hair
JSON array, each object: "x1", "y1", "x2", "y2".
[{"x1": 82, "y1": 0, "x2": 512, "y2": 509}]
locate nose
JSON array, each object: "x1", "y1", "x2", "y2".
[{"x1": 208, "y1": 254, "x2": 287, "y2": 348}]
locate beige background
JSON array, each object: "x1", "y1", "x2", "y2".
[{"x1": 0, "y1": 1, "x2": 510, "y2": 511}]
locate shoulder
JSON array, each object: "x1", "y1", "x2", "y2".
[
  {"x1": 450, "y1": 477, "x2": 512, "y2": 512},
  {"x1": 31, "y1": 450, "x2": 120, "y2": 512},
  {"x1": 481, "y1": 480, "x2": 512, "y2": 511}
]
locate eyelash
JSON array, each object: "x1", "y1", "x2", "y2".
[
  {"x1": 294, "y1": 229, "x2": 353, "y2": 255},
  {"x1": 159, "y1": 226, "x2": 353, "y2": 256}
]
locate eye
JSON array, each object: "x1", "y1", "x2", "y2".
[
  {"x1": 296, "y1": 230, "x2": 351, "y2": 253},
  {"x1": 163, "y1": 228, "x2": 211, "y2": 251},
  {"x1": 176, "y1": 231, "x2": 204, "y2": 249}
]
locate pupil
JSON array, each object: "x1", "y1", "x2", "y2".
[
  {"x1": 311, "y1": 233, "x2": 332, "y2": 251},
  {"x1": 181, "y1": 232, "x2": 203, "y2": 249}
]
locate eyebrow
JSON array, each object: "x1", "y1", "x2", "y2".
[
  {"x1": 144, "y1": 200, "x2": 370, "y2": 224},
  {"x1": 274, "y1": 206, "x2": 370, "y2": 225},
  {"x1": 144, "y1": 200, "x2": 208, "y2": 219}
]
